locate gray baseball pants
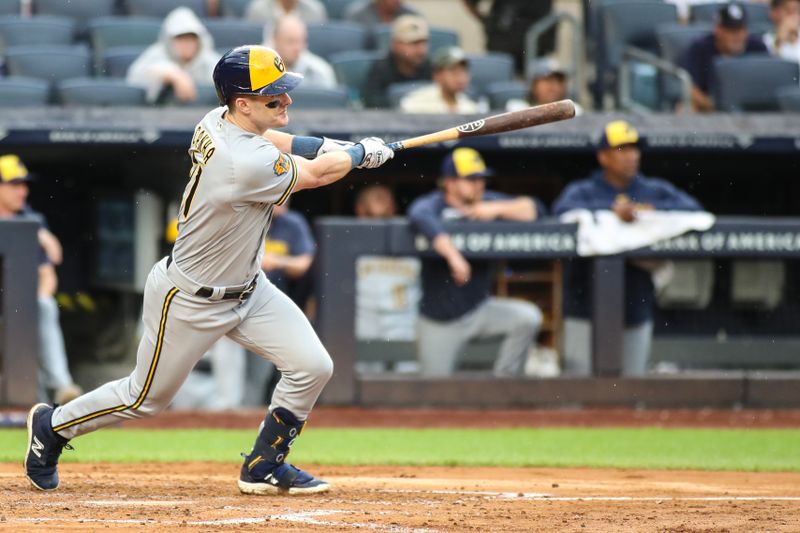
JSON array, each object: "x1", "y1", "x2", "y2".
[
  {"x1": 561, "y1": 318, "x2": 653, "y2": 376},
  {"x1": 416, "y1": 297, "x2": 542, "y2": 377},
  {"x1": 50, "y1": 257, "x2": 332, "y2": 439}
]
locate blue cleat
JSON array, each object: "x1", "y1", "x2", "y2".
[
  {"x1": 238, "y1": 460, "x2": 330, "y2": 495},
  {"x1": 24, "y1": 403, "x2": 70, "y2": 491}
]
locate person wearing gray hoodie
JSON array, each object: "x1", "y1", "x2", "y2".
[{"x1": 127, "y1": 7, "x2": 220, "y2": 104}]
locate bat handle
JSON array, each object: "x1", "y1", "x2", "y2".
[{"x1": 386, "y1": 141, "x2": 404, "y2": 152}]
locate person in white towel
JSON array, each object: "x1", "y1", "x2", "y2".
[{"x1": 552, "y1": 120, "x2": 703, "y2": 376}]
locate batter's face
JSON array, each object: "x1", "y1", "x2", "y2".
[
  {"x1": 0, "y1": 181, "x2": 29, "y2": 215},
  {"x1": 234, "y1": 93, "x2": 293, "y2": 132}
]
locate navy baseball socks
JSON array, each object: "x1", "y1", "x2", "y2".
[
  {"x1": 238, "y1": 407, "x2": 329, "y2": 495},
  {"x1": 24, "y1": 403, "x2": 71, "y2": 491}
]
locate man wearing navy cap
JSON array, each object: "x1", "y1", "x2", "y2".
[
  {"x1": 0, "y1": 155, "x2": 82, "y2": 405},
  {"x1": 553, "y1": 121, "x2": 703, "y2": 376},
  {"x1": 680, "y1": 1, "x2": 768, "y2": 111},
  {"x1": 407, "y1": 147, "x2": 544, "y2": 377}
]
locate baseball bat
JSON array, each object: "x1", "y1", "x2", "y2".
[{"x1": 386, "y1": 99, "x2": 576, "y2": 152}]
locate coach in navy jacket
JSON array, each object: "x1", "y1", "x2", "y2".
[
  {"x1": 552, "y1": 120, "x2": 702, "y2": 376},
  {"x1": 408, "y1": 147, "x2": 544, "y2": 377}
]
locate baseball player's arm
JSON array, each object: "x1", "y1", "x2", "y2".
[
  {"x1": 432, "y1": 234, "x2": 471, "y2": 286},
  {"x1": 293, "y1": 138, "x2": 393, "y2": 191},
  {"x1": 262, "y1": 131, "x2": 355, "y2": 159},
  {"x1": 459, "y1": 197, "x2": 536, "y2": 222},
  {"x1": 38, "y1": 263, "x2": 58, "y2": 297}
]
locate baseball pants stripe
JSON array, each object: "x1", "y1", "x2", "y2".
[{"x1": 52, "y1": 287, "x2": 179, "y2": 433}]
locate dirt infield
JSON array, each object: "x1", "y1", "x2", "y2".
[
  {"x1": 4, "y1": 463, "x2": 800, "y2": 532},
  {"x1": 7, "y1": 408, "x2": 800, "y2": 531}
]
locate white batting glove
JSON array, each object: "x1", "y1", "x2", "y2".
[
  {"x1": 356, "y1": 137, "x2": 394, "y2": 169},
  {"x1": 316, "y1": 136, "x2": 356, "y2": 157}
]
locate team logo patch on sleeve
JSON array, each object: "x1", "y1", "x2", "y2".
[{"x1": 273, "y1": 154, "x2": 290, "y2": 176}]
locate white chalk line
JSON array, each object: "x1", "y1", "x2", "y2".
[{"x1": 374, "y1": 489, "x2": 800, "y2": 502}]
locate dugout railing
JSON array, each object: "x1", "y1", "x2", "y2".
[{"x1": 314, "y1": 217, "x2": 800, "y2": 408}]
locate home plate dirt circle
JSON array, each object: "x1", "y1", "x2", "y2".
[{"x1": 3, "y1": 463, "x2": 800, "y2": 532}]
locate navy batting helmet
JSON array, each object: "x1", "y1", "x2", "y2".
[{"x1": 213, "y1": 45, "x2": 303, "y2": 105}]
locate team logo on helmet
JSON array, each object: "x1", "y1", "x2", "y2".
[{"x1": 274, "y1": 56, "x2": 285, "y2": 73}]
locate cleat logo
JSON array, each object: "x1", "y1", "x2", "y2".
[{"x1": 31, "y1": 436, "x2": 44, "y2": 459}]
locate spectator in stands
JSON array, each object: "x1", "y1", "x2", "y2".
[
  {"x1": 244, "y1": 201, "x2": 316, "y2": 405},
  {"x1": 400, "y1": 46, "x2": 481, "y2": 113},
  {"x1": 355, "y1": 183, "x2": 397, "y2": 218},
  {"x1": 764, "y1": 0, "x2": 800, "y2": 63},
  {"x1": 363, "y1": 15, "x2": 433, "y2": 108},
  {"x1": 408, "y1": 148, "x2": 544, "y2": 377},
  {"x1": 680, "y1": 2, "x2": 769, "y2": 112},
  {"x1": 552, "y1": 120, "x2": 703, "y2": 376},
  {"x1": 267, "y1": 15, "x2": 337, "y2": 88},
  {"x1": 0, "y1": 155, "x2": 82, "y2": 405},
  {"x1": 127, "y1": 7, "x2": 219, "y2": 104},
  {"x1": 461, "y1": 0, "x2": 555, "y2": 74},
  {"x1": 245, "y1": 0, "x2": 327, "y2": 28},
  {"x1": 505, "y1": 58, "x2": 584, "y2": 114},
  {"x1": 346, "y1": 0, "x2": 420, "y2": 29}
]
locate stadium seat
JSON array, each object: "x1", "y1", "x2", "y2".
[
  {"x1": 0, "y1": 15, "x2": 75, "y2": 51},
  {"x1": 485, "y1": 80, "x2": 528, "y2": 110},
  {"x1": 690, "y1": 2, "x2": 770, "y2": 26},
  {"x1": 321, "y1": 0, "x2": 358, "y2": 20},
  {"x1": 125, "y1": 0, "x2": 207, "y2": 18},
  {"x1": 656, "y1": 22, "x2": 712, "y2": 66},
  {"x1": 0, "y1": 76, "x2": 50, "y2": 106},
  {"x1": 288, "y1": 85, "x2": 349, "y2": 109},
  {"x1": 101, "y1": 46, "x2": 147, "y2": 78},
  {"x1": 159, "y1": 84, "x2": 220, "y2": 106},
  {"x1": 330, "y1": 49, "x2": 381, "y2": 102},
  {"x1": 5, "y1": 45, "x2": 91, "y2": 84},
  {"x1": 777, "y1": 86, "x2": 800, "y2": 112},
  {"x1": 307, "y1": 21, "x2": 368, "y2": 61},
  {"x1": 218, "y1": 0, "x2": 251, "y2": 17},
  {"x1": 57, "y1": 77, "x2": 147, "y2": 106},
  {"x1": 89, "y1": 17, "x2": 160, "y2": 64},
  {"x1": 372, "y1": 24, "x2": 460, "y2": 55},
  {"x1": 387, "y1": 80, "x2": 429, "y2": 108},
  {"x1": 712, "y1": 56, "x2": 799, "y2": 111},
  {"x1": 204, "y1": 19, "x2": 263, "y2": 52},
  {"x1": 465, "y1": 52, "x2": 514, "y2": 96},
  {"x1": 33, "y1": 0, "x2": 115, "y2": 31},
  {"x1": 0, "y1": 0, "x2": 19, "y2": 15}
]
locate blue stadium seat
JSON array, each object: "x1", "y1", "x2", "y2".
[
  {"x1": 57, "y1": 77, "x2": 147, "y2": 106},
  {"x1": 125, "y1": 0, "x2": 207, "y2": 18},
  {"x1": 204, "y1": 19, "x2": 264, "y2": 52},
  {"x1": 0, "y1": 0, "x2": 20, "y2": 15},
  {"x1": 288, "y1": 85, "x2": 349, "y2": 109},
  {"x1": 0, "y1": 76, "x2": 50, "y2": 106},
  {"x1": 307, "y1": 21, "x2": 368, "y2": 61},
  {"x1": 372, "y1": 24, "x2": 460, "y2": 55},
  {"x1": 656, "y1": 22, "x2": 712, "y2": 65},
  {"x1": 465, "y1": 52, "x2": 514, "y2": 96},
  {"x1": 218, "y1": 0, "x2": 251, "y2": 17},
  {"x1": 387, "y1": 80, "x2": 429, "y2": 108},
  {"x1": 89, "y1": 17, "x2": 161, "y2": 62},
  {"x1": 485, "y1": 80, "x2": 528, "y2": 110},
  {"x1": 329, "y1": 49, "x2": 381, "y2": 102},
  {"x1": 0, "y1": 15, "x2": 75, "y2": 50},
  {"x1": 5, "y1": 45, "x2": 91, "y2": 84},
  {"x1": 712, "y1": 55, "x2": 800, "y2": 111},
  {"x1": 33, "y1": 0, "x2": 116, "y2": 30},
  {"x1": 321, "y1": 0, "x2": 358, "y2": 20},
  {"x1": 101, "y1": 45, "x2": 147, "y2": 78},
  {"x1": 777, "y1": 86, "x2": 800, "y2": 112},
  {"x1": 690, "y1": 2, "x2": 770, "y2": 25}
]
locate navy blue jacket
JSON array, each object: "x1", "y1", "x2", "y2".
[
  {"x1": 553, "y1": 171, "x2": 702, "y2": 325},
  {"x1": 408, "y1": 189, "x2": 546, "y2": 321},
  {"x1": 680, "y1": 33, "x2": 768, "y2": 94}
]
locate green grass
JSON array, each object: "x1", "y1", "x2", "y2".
[{"x1": 4, "y1": 427, "x2": 800, "y2": 472}]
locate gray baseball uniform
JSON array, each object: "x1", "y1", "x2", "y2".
[{"x1": 50, "y1": 107, "x2": 333, "y2": 439}]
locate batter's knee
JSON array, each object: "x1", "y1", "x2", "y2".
[
  {"x1": 510, "y1": 302, "x2": 543, "y2": 333},
  {"x1": 307, "y1": 352, "x2": 334, "y2": 385}
]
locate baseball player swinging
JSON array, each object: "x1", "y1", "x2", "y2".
[{"x1": 24, "y1": 45, "x2": 394, "y2": 494}]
